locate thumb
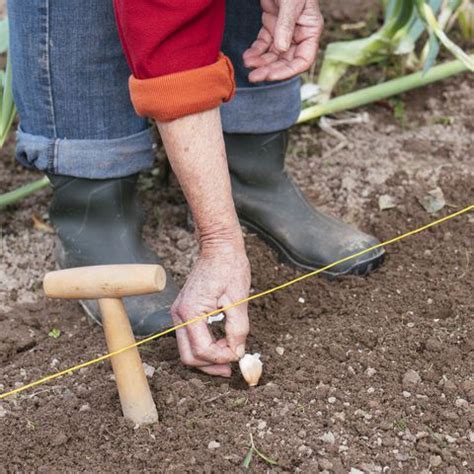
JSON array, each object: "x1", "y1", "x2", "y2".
[
  {"x1": 219, "y1": 294, "x2": 249, "y2": 360},
  {"x1": 274, "y1": 0, "x2": 300, "y2": 52}
]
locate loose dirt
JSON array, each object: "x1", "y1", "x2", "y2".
[{"x1": 0, "y1": 1, "x2": 473, "y2": 472}]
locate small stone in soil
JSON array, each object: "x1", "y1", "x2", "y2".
[
  {"x1": 142, "y1": 363, "x2": 155, "y2": 378},
  {"x1": 320, "y1": 431, "x2": 336, "y2": 444},
  {"x1": 263, "y1": 382, "x2": 281, "y2": 397},
  {"x1": 208, "y1": 441, "x2": 220, "y2": 450},
  {"x1": 275, "y1": 346, "x2": 285, "y2": 356},
  {"x1": 454, "y1": 398, "x2": 468, "y2": 409},
  {"x1": 443, "y1": 379, "x2": 457, "y2": 393},
  {"x1": 366, "y1": 367, "x2": 376, "y2": 377},
  {"x1": 430, "y1": 455, "x2": 442, "y2": 467},
  {"x1": 298, "y1": 445, "x2": 313, "y2": 456},
  {"x1": 445, "y1": 435, "x2": 457, "y2": 444},
  {"x1": 257, "y1": 420, "x2": 267, "y2": 430},
  {"x1": 319, "y1": 459, "x2": 333, "y2": 470},
  {"x1": 51, "y1": 432, "x2": 68, "y2": 447},
  {"x1": 360, "y1": 463, "x2": 382, "y2": 473},
  {"x1": 328, "y1": 396, "x2": 337, "y2": 404},
  {"x1": 402, "y1": 369, "x2": 421, "y2": 387}
]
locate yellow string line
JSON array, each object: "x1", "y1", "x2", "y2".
[{"x1": 1, "y1": 204, "x2": 472, "y2": 401}]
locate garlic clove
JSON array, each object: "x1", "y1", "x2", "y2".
[
  {"x1": 239, "y1": 353, "x2": 263, "y2": 387},
  {"x1": 207, "y1": 312, "x2": 225, "y2": 325}
]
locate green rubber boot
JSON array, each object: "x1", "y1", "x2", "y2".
[
  {"x1": 48, "y1": 174, "x2": 178, "y2": 336},
  {"x1": 225, "y1": 131, "x2": 384, "y2": 276}
]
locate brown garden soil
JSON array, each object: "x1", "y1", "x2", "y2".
[{"x1": 0, "y1": 1, "x2": 473, "y2": 473}]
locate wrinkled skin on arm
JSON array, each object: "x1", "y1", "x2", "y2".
[{"x1": 158, "y1": 108, "x2": 250, "y2": 377}]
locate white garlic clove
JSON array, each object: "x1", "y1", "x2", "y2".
[
  {"x1": 239, "y1": 353, "x2": 263, "y2": 387},
  {"x1": 207, "y1": 312, "x2": 225, "y2": 325}
]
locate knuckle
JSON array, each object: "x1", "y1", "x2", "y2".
[
  {"x1": 170, "y1": 306, "x2": 181, "y2": 322},
  {"x1": 235, "y1": 325, "x2": 250, "y2": 337},
  {"x1": 232, "y1": 327, "x2": 249, "y2": 342},
  {"x1": 175, "y1": 302, "x2": 194, "y2": 321},
  {"x1": 194, "y1": 347, "x2": 210, "y2": 360}
]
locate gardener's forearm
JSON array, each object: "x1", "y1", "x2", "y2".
[
  {"x1": 157, "y1": 108, "x2": 243, "y2": 252},
  {"x1": 158, "y1": 108, "x2": 249, "y2": 374}
]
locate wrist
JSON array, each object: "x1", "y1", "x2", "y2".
[{"x1": 198, "y1": 222, "x2": 245, "y2": 256}]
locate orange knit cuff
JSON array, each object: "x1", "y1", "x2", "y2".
[{"x1": 129, "y1": 54, "x2": 236, "y2": 122}]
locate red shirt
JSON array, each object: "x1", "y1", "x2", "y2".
[{"x1": 113, "y1": 1, "x2": 235, "y2": 121}]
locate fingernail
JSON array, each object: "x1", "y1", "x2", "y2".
[{"x1": 236, "y1": 344, "x2": 246, "y2": 359}]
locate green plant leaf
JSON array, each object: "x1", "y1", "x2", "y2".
[
  {"x1": 0, "y1": 18, "x2": 8, "y2": 55},
  {"x1": 299, "y1": 56, "x2": 472, "y2": 123},
  {"x1": 0, "y1": 176, "x2": 50, "y2": 210},
  {"x1": 394, "y1": 0, "x2": 443, "y2": 54},
  {"x1": 458, "y1": 0, "x2": 474, "y2": 40},
  {"x1": 242, "y1": 448, "x2": 253, "y2": 469},
  {"x1": 317, "y1": 0, "x2": 417, "y2": 101},
  {"x1": 249, "y1": 433, "x2": 278, "y2": 467},
  {"x1": 416, "y1": 0, "x2": 474, "y2": 70},
  {"x1": 0, "y1": 57, "x2": 17, "y2": 148},
  {"x1": 253, "y1": 445, "x2": 278, "y2": 466},
  {"x1": 48, "y1": 328, "x2": 61, "y2": 339},
  {"x1": 423, "y1": 33, "x2": 441, "y2": 73}
]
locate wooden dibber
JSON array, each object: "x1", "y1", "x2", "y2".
[{"x1": 44, "y1": 264, "x2": 166, "y2": 425}]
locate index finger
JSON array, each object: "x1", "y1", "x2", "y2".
[
  {"x1": 243, "y1": 28, "x2": 273, "y2": 63},
  {"x1": 220, "y1": 294, "x2": 249, "y2": 359}
]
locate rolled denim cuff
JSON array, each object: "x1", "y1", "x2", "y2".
[
  {"x1": 221, "y1": 77, "x2": 301, "y2": 134},
  {"x1": 15, "y1": 127, "x2": 157, "y2": 179}
]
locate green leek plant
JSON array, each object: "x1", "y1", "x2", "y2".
[
  {"x1": 415, "y1": 0, "x2": 474, "y2": 69},
  {"x1": 0, "y1": 176, "x2": 50, "y2": 210},
  {"x1": 0, "y1": 18, "x2": 15, "y2": 147},
  {"x1": 1, "y1": 2, "x2": 474, "y2": 208},
  {"x1": 298, "y1": 56, "x2": 472, "y2": 123},
  {"x1": 0, "y1": 18, "x2": 50, "y2": 209},
  {"x1": 457, "y1": 0, "x2": 474, "y2": 40},
  {"x1": 417, "y1": 0, "x2": 462, "y2": 71},
  {"x1": 316, "y1": 0, "x2": 473, "y2": 103}
]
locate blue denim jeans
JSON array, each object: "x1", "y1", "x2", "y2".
[{"x1": 8, "y1": 0, "x2": 301, "y2": 179}]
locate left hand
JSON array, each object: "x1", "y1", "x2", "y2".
[{"x1": 243, "y1": 0, "x2": 324, "y2": 83}]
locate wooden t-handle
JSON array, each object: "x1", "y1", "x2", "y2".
[
  {"x1": 44, "y1": 264, "x2": 166, "y2": 299},
  {"x1": 99, "y1": 298, "x2": 158, "y2": 425}
]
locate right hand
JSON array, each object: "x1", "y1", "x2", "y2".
[
  {"x1": 243, "y1": 0, "x2": 324, "y2": 82},
  {"x1": 171, "y1": 238, "x2": 251, "y2": 377}
]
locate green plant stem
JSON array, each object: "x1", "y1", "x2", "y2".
[
  {"x1": 0, "y1": 176, "x2": 50, "y2": 209},
  {"x1": 0, "y1": 59, "x2": 471, "y2": 208},
  {"x1": 297, "y1": 56, "x2": 472, "y2": 123}
]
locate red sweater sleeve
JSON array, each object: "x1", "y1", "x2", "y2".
[{"x1": 113, "y1": 0, "x2": 235, "y2": 122}]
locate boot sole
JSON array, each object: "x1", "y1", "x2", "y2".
[{"x1": 238, "y1": 216, "x2": 385, "y2": 278}]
